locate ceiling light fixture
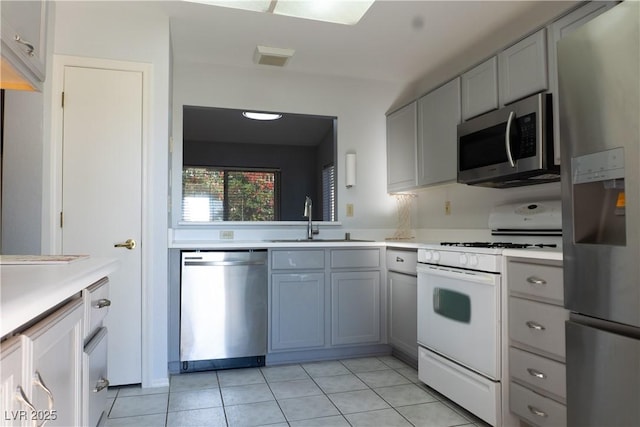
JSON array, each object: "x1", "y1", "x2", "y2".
[
  {"x1": 254, "y1": 45, "x2": 295, "y2": 67},
  {"x1": 242, "y1": 111, "x2": 283, "y2": 121},
  {"x1": 183, "y1": 0, "x2": 375, "y2": 25}
]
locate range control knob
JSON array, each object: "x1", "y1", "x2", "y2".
[
  {"x1": 459, "y1": 254, "x2": 468, "y2": 265},
  {"x1": 469, "y1": 254, "x2": 479, "y2": 267},
  {"x1": 433, "y1": 251, "x2": 441, "y2": 262},
  {"x1": 423, "y1": 251, "x2": 432, "y2": 261}
]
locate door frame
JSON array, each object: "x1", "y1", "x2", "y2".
[{"x1": 47, "y1": 54, "x2": 153, "y2": 384}]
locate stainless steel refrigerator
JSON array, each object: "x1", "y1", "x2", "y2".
[{"x1": 558, "y1": 1, "x2": 640, "y2": 425}]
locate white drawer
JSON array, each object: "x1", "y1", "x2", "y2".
[
  {"x1": 508, "y1": 259, "x2": 563, "y2": 304},
  {"x1": 509, "y1": 297, "x2": 569, "y2": 360},
  {"x1": 83, "y1": 278, "x2": 110, "y2": 342},
  {"x1": 510, "y1": 347, "x2": 566, "y2": 401},
  {"x1": 271, "y1": 250, "x2": 325, "y2": 270},
  {"x1": 386, "y1": 248, "x2": 417, "y2": 275},
  {"x1": 510, "y1": 382, "x2": 566, "y2": 427},
  {"x1": 84, "y1": 327, "x2": 108, "y2": 427}
]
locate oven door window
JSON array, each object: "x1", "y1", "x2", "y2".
[{"x1": 434, "y1": 288, "x2": 471, "y2": 323}]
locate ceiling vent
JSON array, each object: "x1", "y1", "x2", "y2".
[{"x1": 254, "y1": 45, "x2": 295, "y2": 67}]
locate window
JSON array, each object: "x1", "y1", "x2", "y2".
[
  {"x1": 322, "y1": 164, "x2": 336, "y2": 221},
  {"x1": 182, "y1": 167, "x2": 279, "y2": 222}
]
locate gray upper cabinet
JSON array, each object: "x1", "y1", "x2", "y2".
[
  {"x1": 386, "y1": 102, "x2": 417, "y2": 192},
  {"x1": 461, "y1": 57, "x2": 499, "y2": 121},
  {"x1": 417, "y1": 77, "x2": 461, "y2": 186},
  {"x1": 0, "y1": 0, "x2": 47, "y2": 89},
  {"x1": 547, "y1": 1, "x2": 616, "y2": 165},
  {"x1": 499, "y1": 29, "x2": 548, "y2": 106}
]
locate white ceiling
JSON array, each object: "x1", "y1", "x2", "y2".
[{"x1": 161, "y1": 0, "x2": 577, "y2": 85}]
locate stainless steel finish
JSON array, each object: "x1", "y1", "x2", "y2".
[
  {"x1": 94, "y1": 298, "x2": 111, "y2": 309},
  {"x1": 114, "y1": 238, "x2": 136, "y2": 250},
  {"x1": 93, "y1": 378, "x2": 109, "y2": 393},
  {"x1": 525, "y1": 321, "x2": 545, "y2": 331},
  {"x1": 14, "y1": 34, "x2": 35, "y2": 56},
  {"x1": 528, "y1": 405, "x2": 548, "y2": 418},
  {"x1": 525, "y1": 276, "x2": 546, "y2": 286},
  {"x1": 560, "y1": 2, "x2": 640, "y2": 425},
  {"x1": 527, "y1": 368, "x2": 546, "y2": 379},
  {"x1": 505, "y1": 111, "x2": 516, "y2": 168},
  {"x1": 180, "y1": 251, "x2": 268, "y2": 362},
  {"x1": 33, "y1": 371, "x2": 54, "y2": 410},
  {"x1": 304, "y1": 196, "x2": 313, "y2": 239}
]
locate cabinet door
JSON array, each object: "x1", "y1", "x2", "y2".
[
  {"x1": 499, "y1": 29, "x2": 548, "y2": 105},
  {"x1": 547, "y1": 1, "x2": 615, "y2": 165},
  {"x1": 417, "y1": 77, "x2": 461, "y2": 186},
  {"x1": 331, "y1": 271, "x2": 380, "y2": 345},
  {"x1": 0, "y1": 337, "x2": 28, "y2": 427},
  {"x1": 388, "y1": 271, "x2": 418, "y2": 360},
  {"x1": 0, "y1": 0, "x2": 47, "y2": 83},
  {"x1": 271, "y1": 273, "x2": 325, "y2": 350},
  {"x1": 386, "y1": 102, "x2": 417, "y2": 192},
  {"x1": 461, "y1": 57, "x2": 498, "y2": 120},
  {"x1": 24, "y1": 299, "x2": 83, "y2": 427}
]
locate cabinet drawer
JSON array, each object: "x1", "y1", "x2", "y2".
[
  {"x1": 386, "y1": 249, "x2": 417, "y2": 275},
  {"x1": 510, "y1": 347, "x2": 566, "y2": 401},
  {"x1": 509, "y1": 297, "x2": 568, "y2": 360},
  {"x1": 508, "y1": 259, "x2": 563, "y2": 303},
  {"x1": 510, "y1": 382, "x2": 566, "y2": 427},
  {"x1": 84, "y1": 278, "x2": 110, "y2": 342},
  {"x1": 271, "y1": 250, "x2": 325, "y2": 270},
  {"x1": 331, "y1": 249, "x2": 380, "y2": 269}
]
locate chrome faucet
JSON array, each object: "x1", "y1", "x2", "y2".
[{"x1": 304, "y1": 196, "x2": 313, "y2": 239}]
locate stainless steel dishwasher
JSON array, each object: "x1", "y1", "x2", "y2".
[{"x1": 180, "y1": 250, "x2": 267, "y2": 371}]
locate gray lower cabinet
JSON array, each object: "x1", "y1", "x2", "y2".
[
  {"x1": 271, "y1": 272, "x2": 325, "y2": 350},
  {"x1": 331, "y1": 271, "x2": 381, "y2": 346},
  {"x1": 388, "y1": 271, "x2": 417, "y2": 360}
]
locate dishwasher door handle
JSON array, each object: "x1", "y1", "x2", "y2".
[{"x1": 184, "y1": 260, "x2": 266, "y2": 267}]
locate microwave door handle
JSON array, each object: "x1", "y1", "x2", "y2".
[{"x1": 505, "y1": 111, "x2": 516, "y2": 168}]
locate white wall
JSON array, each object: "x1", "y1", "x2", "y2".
[
  {"x1": 171, "y1": 61, "x2": 403, "y2": 234},
  {"x1": 52, "y1": 0, "x2": 170, "y2": 388}
]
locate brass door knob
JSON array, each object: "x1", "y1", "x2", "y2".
[{"x1": 114, "y1": 239, "x2": 136, "y2": 250}]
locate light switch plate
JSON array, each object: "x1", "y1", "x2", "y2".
[{"x1": 346, "y1": 204, "x2": 354, "y2": 217}]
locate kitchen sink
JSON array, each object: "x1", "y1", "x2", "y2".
[{"x1": 268, "y1": 238, "x2": 374, "y2": 243}]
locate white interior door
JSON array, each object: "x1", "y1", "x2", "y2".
[{"x1": 61, "y1": 65, "x2": 142, "y2": 385}]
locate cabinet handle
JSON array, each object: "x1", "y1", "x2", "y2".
[
  {"x1": 396, "y1": 256, "x2": 405, "y2": 263},
  {"x1": 14, "y1": 35, "x2": 35, "y2": 57},
  {"x1": 15, "y1": 385, "x2": 37, "y2": 412},
  {"x1": 93, "y1": 377, "x2": 110, "y2": 393},
  {"x1": 528, "y1": 405, "x2": 548, "y2": 418},
  {"x1": 526, "y1": 276, "x2": 547, "y2": 285},
  {"x1": 94, "y1": 298, "x2": 112, "y2": 309},
  {"x1": 34, "y1": 371, "x2": 55, "y2": 411},
  {"x1": 527, "y1": 368, "x2": 547, "y2": 379},
  {"x1": 526, "y1": 320, "x2": 546, "y2": 331}
]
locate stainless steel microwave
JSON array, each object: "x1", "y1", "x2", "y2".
[{"x1": 457, "y1": 93, "x2": 559, "y2": 188}]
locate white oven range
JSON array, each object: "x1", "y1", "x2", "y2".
[{"x1": 416, "y1": 200, "x2": 562, "y2": 426}]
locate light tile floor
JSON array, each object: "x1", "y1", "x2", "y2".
[{"x1": 104, "y1": 356, "x2": 489, "y2": 427}]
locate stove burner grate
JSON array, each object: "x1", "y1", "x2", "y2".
[{"x1": 440, "y1": 242, "x2": 557, "y2": 249}]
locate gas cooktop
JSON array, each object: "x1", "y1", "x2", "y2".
[{"x1": 440, "y1": 242, "x2": 558, "y2": 249}]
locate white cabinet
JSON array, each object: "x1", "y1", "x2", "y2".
[
  {"x1": 0, "y1": 0, "x2": 48, "y2": 90},
  {"x1": 271, "y1": 273, "x2": 325, "y2": 350},
  {"x1": 23, "y1": 298, "x2": 84, "y2": 427},
  {"x1": 331, "y1": 271, "x2": 381, "y2": 345},
  {"x1": 547, "y1": 1, "x2": 616, "y2": 164},
  {"x1": 507, "y1": 257, "x2": 568, "y2": 426},
  {"x1": 417, "y1": 78, "x2": 461, "y2": 186},
  {"x1": 499, "y1": 29, "x2": 548, "y2": 106},
  {"x1": 461, "y1": 57, "x2": 498, "y2": 120},
  {"x1": 0, "y1": 336, "x2": 28, "y2": 427},
  {"x1": 386, "y1": 102, "x2": 417, "y2": 192}
]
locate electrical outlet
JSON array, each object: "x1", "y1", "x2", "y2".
[
  {"x1": 445, "y1": 201, "x2": 451, "y2": 215},
  {"x1": 220, "y1": 230, "x2": 234, "y2": 239},
  {"x1": 346, "y1": 203, "x2": 354, "y2": 217}
]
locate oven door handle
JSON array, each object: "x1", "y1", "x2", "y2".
[
  {"x1": 417, "y1": 265, "x2": 499, "y2": 286},
  {"x1": 505, "y1": 111, "x2": 516, "y2": 168},
  {"x1": 433, "y1": 288, "x2": 440, "y2": 311}
]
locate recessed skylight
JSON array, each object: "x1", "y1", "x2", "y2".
[
  {"x1": 183, "y1": 0, "x2": 375, "y2": 25},
  {"x1": 242, "y1": 111, "x2": 283, "y2": 121}
]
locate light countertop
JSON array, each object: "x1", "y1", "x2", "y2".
[{"x1": 1, "y1": 257, "x2": 119, "y2": 338}]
